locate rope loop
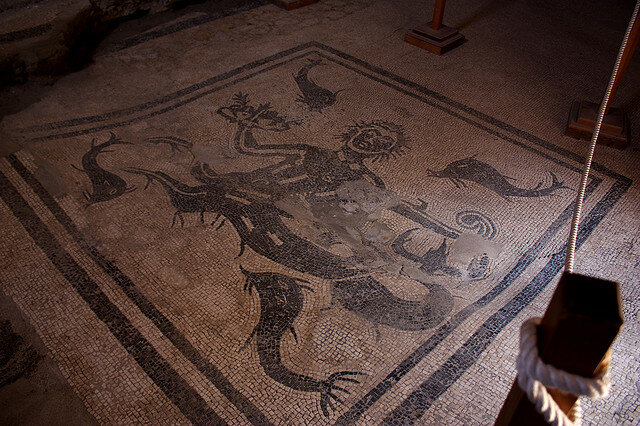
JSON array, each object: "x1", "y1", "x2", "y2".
[{"x1": 516, "y1": 318, "x2": 611, "y2": 426}]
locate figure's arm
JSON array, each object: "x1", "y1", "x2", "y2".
[
  {"x1": 362, "y1": 167, "x2": 386, "y2": 189},
  {"x1": 217, "y1": 95, "x2": 307, "y2": 157},
  {"x1": 232, "y1": 126, "x2": 309, "y2": 158}
]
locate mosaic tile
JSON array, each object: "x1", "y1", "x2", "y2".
[{"x1": 0, "y1": 40, "x2": 634, "y2": 425}]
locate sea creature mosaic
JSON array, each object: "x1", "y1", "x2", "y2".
[{"x1": 1, "y1": 44, "x2": 626, "y2": 425}]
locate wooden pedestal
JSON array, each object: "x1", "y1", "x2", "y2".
[
  {"x1": 404, "y1": 22, "x2": 464, "y2": 55},
  {"x1": 270, "y1": 0, "x2": 317, "y2": 10},
  {"x1": 565, "y1": 101, "x2": 630, "y2": 150}
]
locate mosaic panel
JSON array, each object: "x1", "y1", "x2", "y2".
[{"x1": 0, "y1": 42, "x2": 631, "y2": 424}]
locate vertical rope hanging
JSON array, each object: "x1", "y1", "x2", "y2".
[{"x1": 565, "y1": 0, "x2": 639, "y2": 273}]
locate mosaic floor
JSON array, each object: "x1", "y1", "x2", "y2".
[{"x1": 1, "y1": 0, "x2": 639, "y2": 424}]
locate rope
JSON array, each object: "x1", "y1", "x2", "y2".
[
  {"x1": 516, "y1": 318, "x2": 611, "y2": 426},
  {"x1": 565, "y1": 0, "x2": 640, "y2": 273}
]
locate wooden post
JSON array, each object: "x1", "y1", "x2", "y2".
[
  {"x1": 404, "y1": 1, "x2": 464, "y2": 55},
  {"x1": 494, "y1": 272, "x2": 623, "y2": 425},
  {"x1": 565, "y1": 11, "x2": 639, "y2": 149}
]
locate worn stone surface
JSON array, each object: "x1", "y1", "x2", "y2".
[
  {"x1": 0, "y1": 0, "x2": 94, "y2": 81},
  {"x1": 89, "y1": 0, "x2": 172, "y2": 21},
  {"x1": 0, "y1": 0, "x2": 639, "y2": 425},
  {"x1": 0, "y1": 292, "x2": 96, "y2": 425},
  {"x1": 0, "y1": 0, "x2": 267, "y2": 85}
]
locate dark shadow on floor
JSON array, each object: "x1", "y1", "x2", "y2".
[{"x1": 0, "y1": 291, "x2": 97, "y2": 425}]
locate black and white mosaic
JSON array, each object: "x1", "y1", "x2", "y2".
[{"x1": 0, "y1": 42, "x2": 631, "y2": 424}]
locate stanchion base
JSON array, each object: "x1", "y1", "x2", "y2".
[
  {"x1": 270, "y1": 0, "x2": 317, "y2": 10},
  {"x1": 404, "y1": 22, "x2": 464, "y2": 55},
  {"x1": 565, "y1": 101, "x2": 630, "y2": 149}
]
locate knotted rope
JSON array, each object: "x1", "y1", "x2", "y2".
[{"x1": 516, "y1": 318, "x2": 611, "y2": 425}]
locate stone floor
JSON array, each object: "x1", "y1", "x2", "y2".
[{"x1": 0, "y1": 0, "x2": 639, "y2": 424}]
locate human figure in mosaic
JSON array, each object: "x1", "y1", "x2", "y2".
[
  {"x1": 76, "y1": 92, "x2": 499, "y2": 416},
  {"x1": 213, "y1": 92, "x2": 401, "y2": 195},
  {"x1": 124, "y1": 92, "x2": 458, "y2": 321}
]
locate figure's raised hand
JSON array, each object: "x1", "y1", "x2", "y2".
[
  {"x1": 217, "y1": 92, "x2": 255, "y2": 124},
  {"x1": 217, "y1": 92, "x2": 299, "y2": 131},
  {"x1": 252, "y1": 107, "x2": 300, "y2": 132}
]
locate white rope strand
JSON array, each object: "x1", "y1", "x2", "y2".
[
  {"x1": 516, "y1": 318, "x2": 612, "y2": 426},
  {"x1": 515, "y1": 2, "x2": 637, "y2": 423},
  {"x1": 565, "y1": 0, "x2": 640, "y2": 273}
]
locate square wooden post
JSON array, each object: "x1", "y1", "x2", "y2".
[{"x1": 495, "y1": 272, "x2": 623, "y2": 425}]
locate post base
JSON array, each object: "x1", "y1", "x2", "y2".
[
  {"x1": 404, "y1": 22, "x2": 464, "y2": 55},
  {"x1": 565, "y1": 101, "x2": 630, "y2": 149},
  {"x1": 270, "y1": 0, "x2": 317, "y2": 10}
]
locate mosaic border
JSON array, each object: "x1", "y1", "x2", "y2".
[{"x1": 4, "y1": 42, "x2": 632, "y2": 424}]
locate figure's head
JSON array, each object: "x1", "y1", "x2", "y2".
[{"x1": 339, "y1": 120, "x2": 409, "y2": 161}]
